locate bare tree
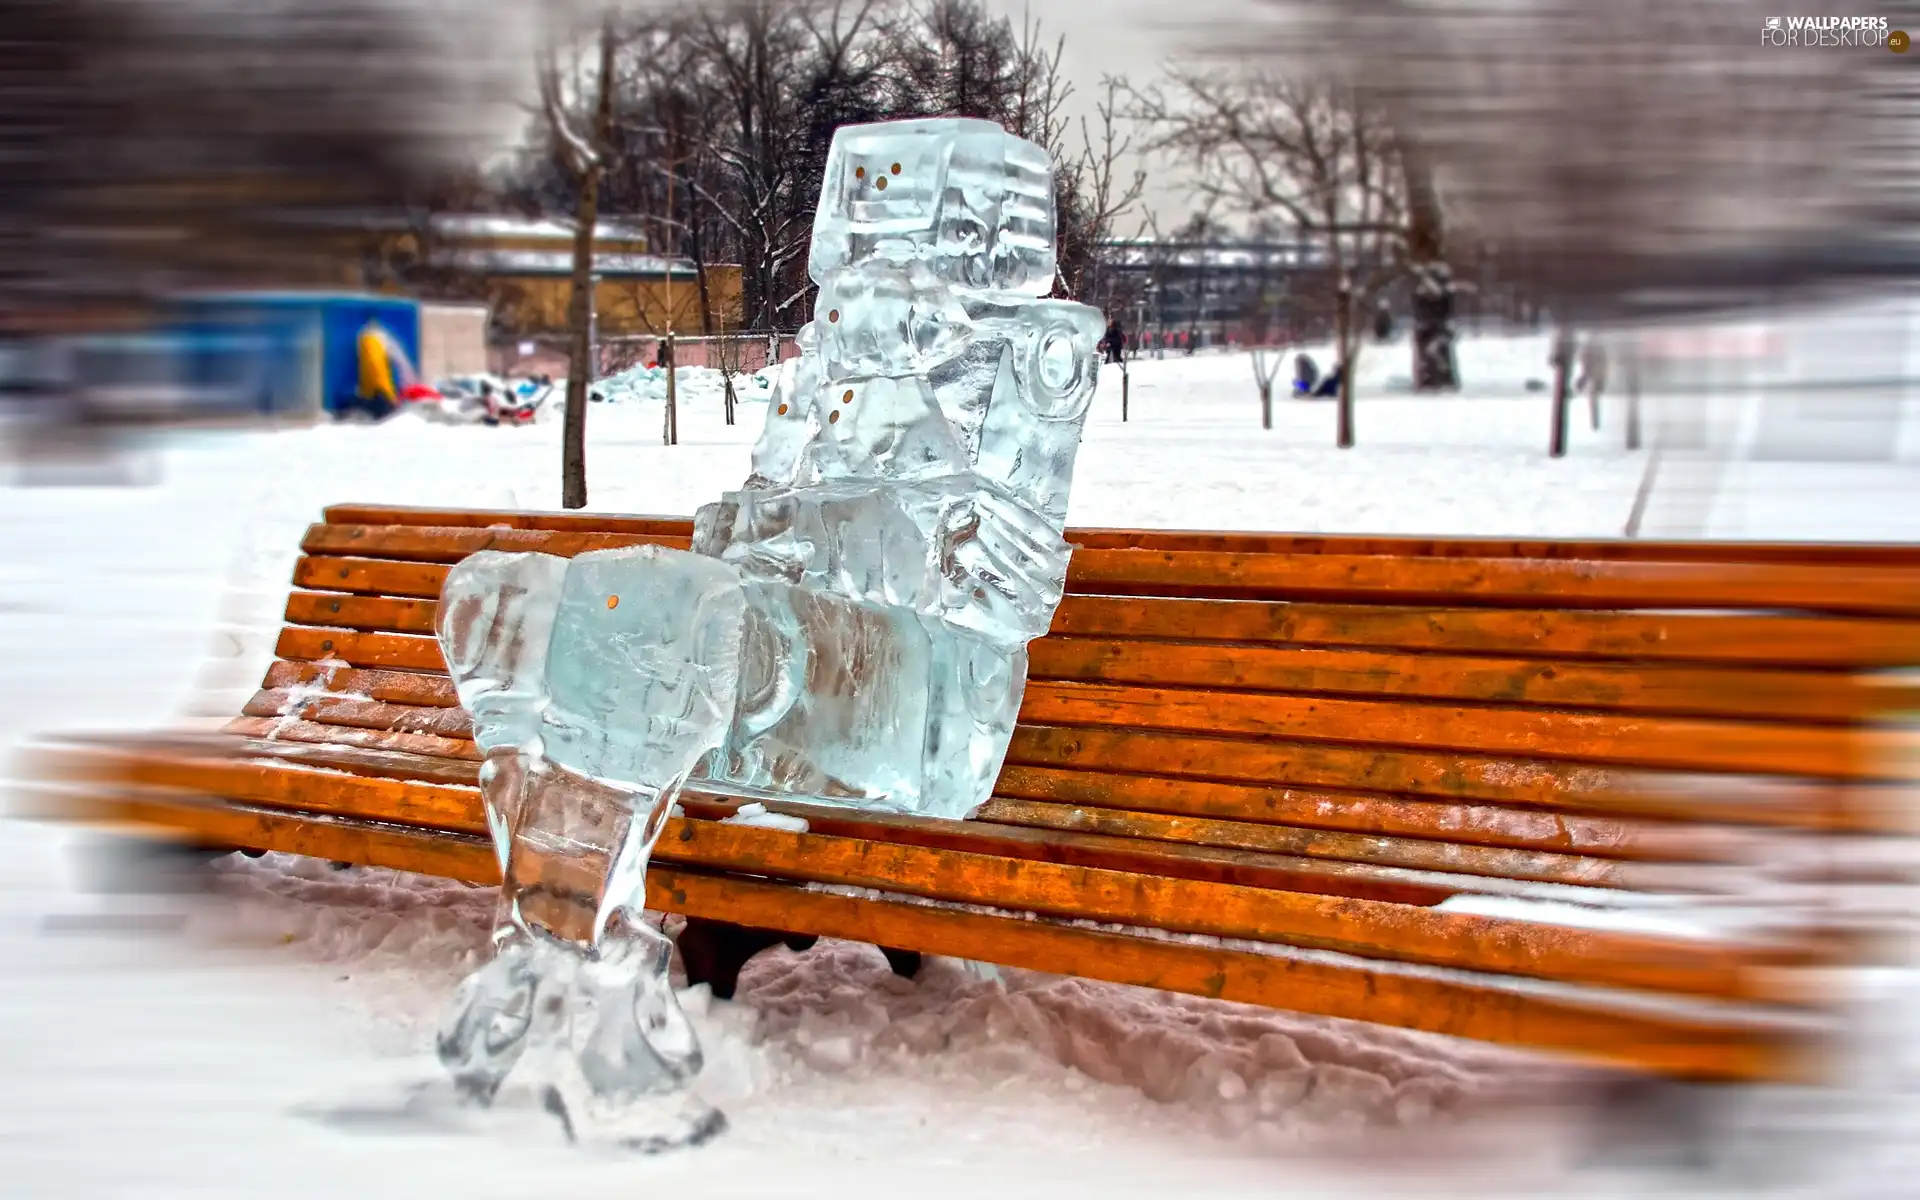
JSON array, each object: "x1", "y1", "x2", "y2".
[
  {"x1": 539, "y1": 10, "x2": 622, "y2": 509},
  {"x1": 1060, "y1": 76, "x2": 1147, "y2": 304},
  {"x1": 1134, "y1": 69, "x2": 1407, "y2": 446}
]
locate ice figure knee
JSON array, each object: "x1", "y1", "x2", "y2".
[{"x1": 429, "y1": 116, "x2": 1097, "y2": 1146}]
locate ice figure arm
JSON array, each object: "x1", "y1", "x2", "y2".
[{"x1": 927, "y1": 476, "x2": 1072, "y2": 646}]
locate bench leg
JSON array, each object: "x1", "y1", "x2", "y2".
[
  {"x1": 675, "y1": 918, "x2": 806, "y2": 1000},
  {"x1": 675, "y1": 919, "x2": 924, "y2": 997}
]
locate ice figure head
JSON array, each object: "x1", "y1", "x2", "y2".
[{"x1": 808, "y1": 118, "x2": 1056, "y2": 297}]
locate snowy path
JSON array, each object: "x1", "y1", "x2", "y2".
[{"x1": 5, "y1": 335, "x2": 1920, "y2": 1197}]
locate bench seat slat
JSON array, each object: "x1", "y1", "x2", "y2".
[
  {"x1": 42, "y1": 737, "x2": 1630, "y2": 902},
  {"x1": 109, "y1": 726, "x2": 1751, "y2": 865},
  {"x1": 31, "y1": 739, "x2": 1808, "y2": 1003},
  {"x1": 30, "y1": 784, "x2": 1812, "y2": 1082}
]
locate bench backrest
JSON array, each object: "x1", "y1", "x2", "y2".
[{"x1": 235, "y1": 504, "x2": 1920, "y2": 908}]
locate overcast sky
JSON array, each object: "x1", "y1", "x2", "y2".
[
  {"x1": 976, "y1": 0, "x2": 1275, "y2": 229},
  {"x1": 431, "y1": 0, "x2": 1276, "y2": 229}
]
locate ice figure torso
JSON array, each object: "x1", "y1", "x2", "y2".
[{"x1": 690, "y1": 118, "x2": 1101, "y2": 819}]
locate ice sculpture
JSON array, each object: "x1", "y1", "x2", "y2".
[{"x1": 433, "y1": 117, "x2": 1100, "y2": 1149}]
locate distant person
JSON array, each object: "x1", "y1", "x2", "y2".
[
  {"x1": 1374, "y1": 301, "x2": 1394, "y2": 342},
  {"x1": 1184, "y1": 328, "x2": 1198, "y2": 356},
  {"x1": 1313, "y1": 361, "x2": 1345, "y2": 399},
  {"x1": 1101, "y1": 319, "x2": 1126, "y2": 366},
  {"x1": 1575, "y1": 337, "x2": 1609, "y2": 399},
  {"x1": 1292, "y1": 352, "x2": 1320, "y2": 396}
]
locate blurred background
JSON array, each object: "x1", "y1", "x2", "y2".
[{"x1": 5, "y1": 0, "x2": 1920, "y2": 1195}]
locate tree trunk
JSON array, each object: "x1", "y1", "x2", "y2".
[
  {"x1": 664, "y1": 331, "x2": 679, "y2": 446},
  {"x1": 1335, "y1": 283, "x2": 1356, "y2": 449},
  {"x1": 1549, "y1": 331, "x2": 1574, "y2": 458},
  {"x1": 1260, "y1": 382, "x2": 1272, "y2": 430},
  {"x1": 1402, "y1": 137, "x2": 1458, "y2": 392},
  {"x1": 561, "y1": 169, "x2": 600, "y2": 509}
]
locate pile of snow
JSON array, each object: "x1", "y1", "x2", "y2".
[{"x1": 594, "y1": 363, "x2": 776, "y2": 407}]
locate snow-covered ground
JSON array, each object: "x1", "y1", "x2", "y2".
[{"x1": 5, "y1": 326, "x2": 1920, "y2": 1198}]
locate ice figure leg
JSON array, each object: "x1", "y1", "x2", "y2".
[{"x1": 435, "y1": 546, "x2": 748, "y2": 1149}]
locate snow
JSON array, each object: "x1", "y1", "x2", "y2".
[{"x1": 5, "y1": 318, "x2": 1920, "y2": 1195}]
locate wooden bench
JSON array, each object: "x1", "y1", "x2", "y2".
[{"x1": 21, "y1": 502, "x2": 1920, "y2": 1088}]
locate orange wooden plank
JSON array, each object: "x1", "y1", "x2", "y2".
[
  {"x1": 652, "y1": 867, "x2": 1813, "y2": 1083},
  {"x1": 31, "y1": 739, "x2": 1452, "y2": 904},
  {"x1": 654, "y1": 821, "x2": 1806, "y2": 1003},
  {"x1": 31, "y1": 786, "x2": 1809, "y2": 1082},
  {"x1": 1063, "y1": 549, "x2": 1920, "y2": 617},
  {"x1": 293, "y1": 555, "x2": 450, "y2": 599},
  {"x1": 301, "y1": 523, "x2": 687, "y2": 563},
  {"x1": 32, "y1": 741, "x2": 486, "y2": 834},
  {"x1": 260, "y1": 661, "x2": 457, "y2": 707},
  {"x1": 991, "y1": 765, "x2": 1757, "y2": 860},
  {"x1": 283, "y1": 591, "x2": 437, "y2": 636},
  {"x1": 1048, "y1": 596, "x2": 1920, "y2": 669},
  {"x1": 1028, "y1": 637, "x2": 1904, "y2": 723},
  {"x1": 242, "y1": 689, "x2": 472, "y2": 740},
  {"x1": 1019, "y1": 681, "x2": 1903, "y2": 780},
  {"x1": 1065, "y1": 526, "x2": 1920, "y2": 567},
  {"x1": 971, "y1": 796, "x2": 1687, "y2": 888},
  {"x1": 315, "y1": 504, "x2": 1916, "y2": 568},
  {"x1": 221, "y1": 716, "x2": 482, "y2": 761},
  {"x1": 276, "y1": 627, "x2": 445, "y2": 673},
  {"x1": 1005, "y1": 725, "x2": 1865, "y2": 829}
]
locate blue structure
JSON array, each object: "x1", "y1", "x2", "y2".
[{"x1": 165, "y1": 292, "x2": 423, "y2": 418}]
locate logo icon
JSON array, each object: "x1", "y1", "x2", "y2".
[
  {"x1": 1765, "y1": 16, "x2": 1782, "y2": 30},
  {"x1": 1893, "y1": 29, "x2": 1911, "y2": 51}
]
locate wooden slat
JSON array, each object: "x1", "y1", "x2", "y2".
[
  {"x1": 32, "y1": 741, "x2": 485, "y2": 834},
  {"x1": 1028, "y1": 638, "x2": 1904, "y2": 723},
  {"x1": 284, "y1": 592, "x2": 437, "y2": 636},
  {"x1": 1021, "y1": 681, "x2": 1905, "y2": 781},
  {"x1": 43, "y1": 742, "x2": 1804, "y2": 1003},
  {"x1": 1064, "y1": 526, "x2": 1920, "y2": 567},
  {"x1": 242, "y1": 689, "x2": 473, "y2": 740},
  {"x1": 293, "y1": 555, "x2": 450, "y2": 599},
  {"x1": 32, "y1": 739, "x2": 1458, "y2": 904},
  {"x1": 991, "y1": 765, "x2": 1746, "y2": 859},
  {"x1": 318, "y1": 504, "x2": 1917, "y2": 569},
  {"x1": 1049, "y1": 596, "x2": 1920, "y2": 669},
  {"x1": 276, "y1": 627, "x2": 445, "y2": 673},
  {"x1": 971, "y1": 796, "x2": 1689, "y2": 888},
  {"x1": 71, "y1": 730, "x2": 1747, "y2": 866},
  {"x1": 260, "y1": 661, "x2": 456, "y2": 707},
  {"x1": 33, "y1": 786, "x2": 1810, "y2": 1082},
  {"x1": 653, "y1": 821, "x2": 1804, "y2": 1004},
  {"x1": 221, "y1": 716, "x2": 482, "y2": 761},
  {"x1": 322, "y1": 504, "x2": 696, "y2": 538},
  {"x1": 301, "y1": 523, "x2": 687, "y2": 563},
  {"x1": 1006, "y1": 725, "x2": 1863, "y2": 829},
  {"x1": 648, "y1": 867, "x2": 1813, "y2": 1084},
  {"x1": 1063, "y1": 550, "x2": 1920, "y2": 617}
]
